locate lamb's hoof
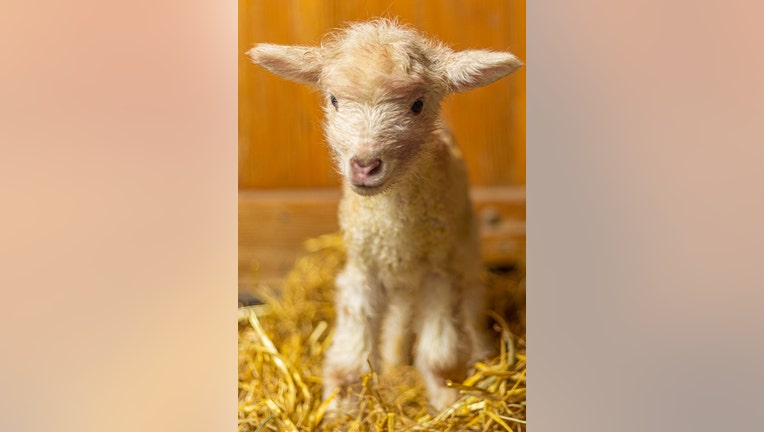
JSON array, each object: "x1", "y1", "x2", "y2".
[{"x1": 428, "y1": 386, "x2": 461, "y2": 412}]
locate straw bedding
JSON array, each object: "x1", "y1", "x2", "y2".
[{"x1": 238, "y1": 233, "x2": 526, "y2": 431}]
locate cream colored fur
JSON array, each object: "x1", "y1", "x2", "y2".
[{"x1": 247, "y1": 18, "x2": 522, "y2": 413}]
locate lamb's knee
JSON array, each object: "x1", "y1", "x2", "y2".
[
  {"x1": 414, "y1": 272, "x2": 474, "y2": 409},
  {"x1": 415, "y1": 331, "x2": 466, "y2": 411},
  {"x1": 323, "y1": 265, "x2": 381, "y2": 405},
  {"x1": 323, "y1": 326, "x2": 371, "y2": 399},
  {"x1": 380, "y1": 298, "x2": 413, "y2": 371}
]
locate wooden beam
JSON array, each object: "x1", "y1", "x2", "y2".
[{"x1": 239, "y1": 186, "x2": 525, "y2": 292}]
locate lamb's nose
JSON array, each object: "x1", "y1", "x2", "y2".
[{"x1": 350, "y1": 157, "x2": 382, "y2": 181}]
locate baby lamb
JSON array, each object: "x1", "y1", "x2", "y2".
[{"x1": 247, "y1": 18, "x2": 522, "y2": 412}]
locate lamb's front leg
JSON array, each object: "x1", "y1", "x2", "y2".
[
  {"x1": 380, "y1": 292, "x2": 413, "y2": 371},
  {"x1": 323, "y1": 263, "x2": 382, "y2": 413},
  {"x1": 415, "y1": 271, "x2": 470, "y2": 411}
]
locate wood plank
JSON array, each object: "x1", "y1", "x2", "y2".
[{"x1": 239, "y1": 186, "x2": 525, "y2": 292}]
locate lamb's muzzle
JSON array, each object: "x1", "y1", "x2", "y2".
[{"x1": 349, "y1": 156, "x2": 383, "y2": 185}]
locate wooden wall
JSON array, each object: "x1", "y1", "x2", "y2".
[{"x1": 239, "y1": 1, "x2": 526, "y2": 288}]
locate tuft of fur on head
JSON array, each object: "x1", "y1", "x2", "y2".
[{"x1": 247, "y1": 18, "x2": 522, "y2": 196}]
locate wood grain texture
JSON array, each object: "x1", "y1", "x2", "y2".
[{"x1": 239, "y1": 0, "x2": 526, "y2": 189}]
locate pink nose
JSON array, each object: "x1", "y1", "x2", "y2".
[{"x1": 350, "y1": 157, "x2": 382, "y2": 184}]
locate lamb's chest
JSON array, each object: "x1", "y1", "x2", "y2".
[{"x1": 341, "y1": 192, "x2": 450, "y2": 273}]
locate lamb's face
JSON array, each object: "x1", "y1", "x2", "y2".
[
  {"x1": 320, "y1": 46, "x2": 445, "y2": 196},
  {"x1": 246, "y1": 20, "x2": 522, "y2": 197}
]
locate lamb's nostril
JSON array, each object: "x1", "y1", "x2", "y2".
[
  {"x1": 351, "y1": 157, "x2": 382, "y2": 177},
  {"x1": 367, "y1": 159, "x2": 382, "y2": 176}
]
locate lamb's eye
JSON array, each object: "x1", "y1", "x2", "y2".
[
  {"x1": 330, "y1": 95, "x2": 338, "y2": 110},
  {"x1": 411, "y1": 98, "x2": 424, "y2": 114}
]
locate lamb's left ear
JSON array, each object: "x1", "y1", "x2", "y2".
[
  {"x1": 246, "y1": 43, "x2": 323, "y2": 85},
  {"x1": 444, "y1": 50, "x2": 523, "y2": 93}
]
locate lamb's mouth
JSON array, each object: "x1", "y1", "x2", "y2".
[{"x1": 349, "y1": 181, "x2": 388, "y2": 196}]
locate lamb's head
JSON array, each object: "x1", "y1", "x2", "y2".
[{"x1": 247, "y1": 19, "x2": 522, "y2": 196}]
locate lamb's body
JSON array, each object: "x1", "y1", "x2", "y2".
[
  {"x1": 247, "y1": 18, "x2": 521, "y2": 412},
  {"x1": 330, "y1": 129, "x2": 488, "y2": 409}
]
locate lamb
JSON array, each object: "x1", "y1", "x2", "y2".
[{"x1": 246, "y1": 18, "x2": 522, "y2": 412}]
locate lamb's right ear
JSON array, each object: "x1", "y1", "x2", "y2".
[
  {"x1": 246, "y1": 44, "x2": 323, "y2": 85},
  {"x1": 444, "y1": 49, "x2": 523, "y2": 93}
]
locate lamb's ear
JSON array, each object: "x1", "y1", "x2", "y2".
[
  {"x1": 246, "y1": 43, "x2": 323, "y2": 85},
  {"x1": 444, "y1": 50, "x2": 523, "y2": 93}
]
